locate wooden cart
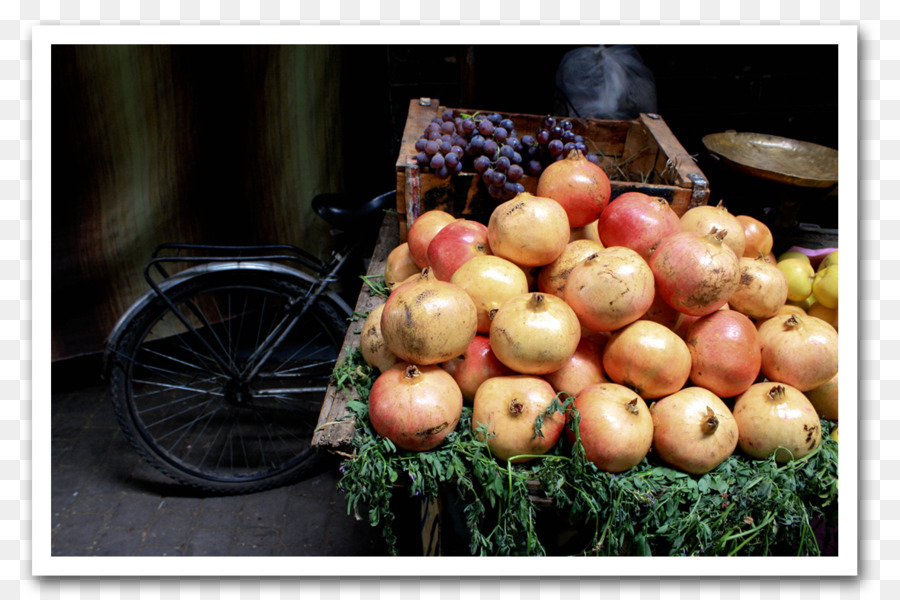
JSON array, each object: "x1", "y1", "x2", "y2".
[{"x1": 312, "y1": 99, "x2": 715, "y2": 555}]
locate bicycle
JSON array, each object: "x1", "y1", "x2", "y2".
[{"x1": 102, "y1": 190, "x2": 395, "y2": 494}]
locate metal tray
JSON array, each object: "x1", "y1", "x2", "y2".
[{"x1": 702, "y1": 132, "x2": 838, "y2": 188}]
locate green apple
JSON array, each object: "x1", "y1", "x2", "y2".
[
  {"x1": 812, "y1": 264, "x2": 838, "y2": 309},
  {"x1": 818, "y1": 250, "x2": 839, "y2": 272},
  {"x1": 777, "y1": 258, "x2": 816, "y2": 302}
]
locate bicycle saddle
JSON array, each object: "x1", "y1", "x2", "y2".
[{"x1": 313, "y1": 190, "x2": 396, "y2": 232}]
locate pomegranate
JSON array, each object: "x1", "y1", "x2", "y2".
[
  {"x1": 544, "y1": 338, "x2": 608, "y2": 398},
  {"x1": 597, "y1": 192, "x2": 683, "y2": 261},
  {"x1": 757, "y1": 313, "x2": 838, "y2": 391},
  {"x1": 651, "y1": 387, "x2": 739, "y2": 474},
  {"x1": 440, "y1": 335, "x2": 513, "y2": 403},
  {"x1": 536, "y1": 148, "x2": 611, "y2": 227},
  {"x1": 567, "y1": 383, "x2": 653, "y2": 472},
  {"x1": 537, "y1": 239, "x2": 605, "y2": 299},
  {"x1": 489, "y1": 292, "x2": 581, "y2": 375},
  {"x1": 728, "y1": 255, "x2": 789, "y2": 320},
  {"x1": 685, "y1": 309, "x2": 761, "y2": 398},
  {"x1": 641, "y1": 289, "x2": 684, "y2": 331},
  {"x1": 384, "y1": 243, "x2": 421, "y2": 291},
  {"x1": 649, "y1": 227, "x2": 740, "y2": 317},
  {"x1": 569, "y1": 219, "x2": 602, "y2": 244},
  {"x1": 602, "y1": 320, "x2": 692, "y2": 400},
  {"x1": 380, "y1": 268, "x2": 477, "y2": 365},
  {"x1": 426, "y1": 219, "x2": 491, "y2": 282},
  {"x1": 736, "y1": 214, "x2": 774, "y2": 257},
  {"x1": 680, "y1": 200, "x2": 746, "y2": 258},
  {"x1": 450, "y1": 255, "x2": 528, "y2": 333},
  {"x1": 564, "y1": 246, "x2": 655, "y2": 332},
  {"x1": 406, "y1": 210, "x2": 456, "y2": 268},
  {"x1": 368, "y1": 363, "x2": 463, "y2": 452},
  {"x1": 359, "y1": 303, "x2": 398, "y2": 372},
  {"x1": 806, "y1": 371, "x2": 838, "y2": 421},
  {"x1": 472, "y1": 375, "x2": 566, "y2": 463},
  {"x1": 755, "y1": 303, "x2": 807, "y2": 330},
  {"x1": 733, "y1": 382, "x2": 822, "y2": 462},
  {"x1": 488, "y1": 192, "x2": 571, "y2": 267}
]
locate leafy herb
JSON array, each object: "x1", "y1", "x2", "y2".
[
  {"x1": 334, "y1": 350, "x2": 838, "y2": 556},
  {"x1": 360, "y1": 274, "x2": 389, "y2": 298}
]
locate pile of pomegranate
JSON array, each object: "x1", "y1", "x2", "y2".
[{"x1": 361, "y1": 149, "x2": 840, "y2": 474}]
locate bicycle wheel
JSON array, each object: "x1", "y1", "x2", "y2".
[{"x1": 107, "y1": 267, "x2": 348, "y2": 494}]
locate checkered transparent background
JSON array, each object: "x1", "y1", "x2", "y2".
[{"x1": 11, "y1": 0, "x2": 892, "y2": 598}]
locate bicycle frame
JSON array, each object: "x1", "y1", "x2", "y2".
[{"x1": 103, "y1": 247, "x2": 355, "y2": 381}]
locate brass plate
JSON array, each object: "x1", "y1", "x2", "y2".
[{"x1": 702, "y1": 132, "x2": 838, "y2": 188}]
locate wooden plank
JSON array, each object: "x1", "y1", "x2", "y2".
[
  {"x1": 638, "y1": 113, "x2": 710, "y2": 207},
  {"x1": 312, "y1": 212, "x2": 400, "y2": 452}
]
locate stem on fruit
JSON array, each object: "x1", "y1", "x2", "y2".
[
  {"x1": 767, "y1": 384, "x2": 787, "y2": 401},
  {"x1": 702, "y1": 406, "x2": 719, "y2": 435},
  {"x1": 626, "y1": 397, "x2": 640, "y2": 415}
]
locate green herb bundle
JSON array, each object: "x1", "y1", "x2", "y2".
[{"x1": 334, "y1": 349, "x2": 838, "y2": 557}]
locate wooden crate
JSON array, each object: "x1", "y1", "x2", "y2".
[{"x1": 395, "y1": 98, "x2": 710, "y2": 239}]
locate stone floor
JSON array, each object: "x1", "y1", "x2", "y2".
[{"x1": 50, "y1": 381, "x2": 389, "y2": 557}]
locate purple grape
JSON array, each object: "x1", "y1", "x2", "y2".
[
  {"x1": 461, "y1": 118, "x2": 476, "y2": 135},
  {"x1": 478, "y1": 119, "x2": 494, "y2": 136},
  {"x1": 495, "y1": 156, "x2": 511, "y2": 172},
  {"x1": 473, "y1": 155, "x2": 491, "y2": 173},
  {"x1": 430, "y1": 154, "x2": 445, "y2": 169},
  {"x1": 536, "y1": 129, "x2": 550, "y2": 145},
  {"x1": 441, "y1": 120, "x2": 456, "y2": 135},
  {"x1": 482, "y1": 167, "x2": 495, "y2": 184},
  {"x1": 499, "y1": 118, "x2": 514, "y2": 131},
  {"x1": 439, "y1": 141, "x2": 452, "y2": 155},
  {"x1": 415, "y1": 137, "x2": 427, "y2": 152},
  {"x1": 548, "y1": 139, "x2": 564, "y2": 156},
  {"x1": 550, "y1": 125, "x2": 564, "y2": 140},
  {"x1": 494, "y1": 127, "x2": 509, "y2": 143},
  {"x1": 521, "y1": 135, "x2": 536, "y2": 148},
  {"x1": 442, "y1": 109, "x2": 455, "y2": 122},
  {"x1": 542, "y1": 116, "x2": 556, "y2": 129},
  {"x1": 483, "y1": 139, "x2": 498, "y2": 156},
  {"x1": 499, "y1": 145, "x2": 515, "y2": 160},
  {"x1": 527, "y1": 160, "x2": 543, "y2": 176},
  {"x1": 488, "y1": 113, "x2": 502, "y2": 125},
  {"x1": 444, "y1": 152, "x2": 460, "y2": 168},
  {"x1": 425, "y1": 140, "x2": 440, "y2": 156},
  {"x1": 435, "y1": 165, "x2": 450, "y2": 179},
  {"x1": 491, "y1": 171, "x2": 506, "y2": 187},
  {"x1": 416, "y1": 152, "x2": 429, "y2": 167},
  {"x1": 507, "y1": 164, "x2": 524, "y2": 182}
]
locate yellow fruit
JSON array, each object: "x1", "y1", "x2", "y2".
[
  {"x1": 808, "y1": 302, "x2": 838, "y2": 330},
  {"x1": 818, "y1": 250, "x2": 839, "y2": 272},
  {"x1": 778, "y1": 251, "x2": 811, "y2": 264},
  {"x1": 788, "y1": 293, "x2": 816, "y2": 311},
  {"x1": 831, "y1": 426, "x2": 839, "y2": 442},
  {"x1": 777, "y1": 258, "x2": 816, "y2": 302},
  {"x1": 812, "y1": 264, "x2": 839, "y2": 309}
]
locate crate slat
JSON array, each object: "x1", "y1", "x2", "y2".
[{"x1": 312, "y1": 212, "x2": 398, "y2": 452}]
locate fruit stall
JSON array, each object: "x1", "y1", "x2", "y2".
[{"x1": 312, "y1": 99, "x2": 839, "y2": 558}]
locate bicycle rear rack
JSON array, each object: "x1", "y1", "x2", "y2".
[{"x1": 145, "y1": 243, "x2": 329, "y2": 284}]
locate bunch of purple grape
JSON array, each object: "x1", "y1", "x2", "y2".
[{"x1": 413, "y1": 109, "x2": 601, "y2": 202}]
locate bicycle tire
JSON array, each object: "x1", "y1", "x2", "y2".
[{"x1": 107, "y1": 267, "x2": 348, "y2": 494}]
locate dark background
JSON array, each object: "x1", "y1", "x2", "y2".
[
  {"x1": 350, "y1": 44, "x2": 839, "y2": 203},
  {"x1": 52, "y1": 43, "x2": 839, "y2": 370}
]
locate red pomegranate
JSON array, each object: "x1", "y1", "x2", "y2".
[{"x1": 597, "y1": 192, "x2": 683, "y2": 261}]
